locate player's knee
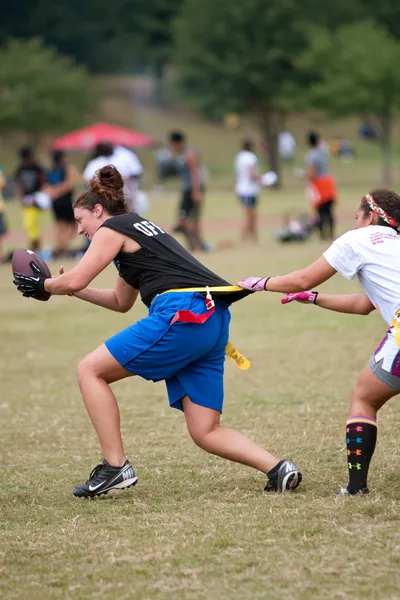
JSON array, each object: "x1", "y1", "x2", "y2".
[
  {"x1": 77, "y1": 355, "x2": 96, "y2": 386},
  {"x1": 189, "y1": 422, "x2": 219, "y2": 449},
  {"x1": 350, "y1": 384, "x2": 371, "y2": 408}
]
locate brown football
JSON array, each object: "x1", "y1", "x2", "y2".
[{"x1": 12, "y1": 248, "x2": 52, "y2": 301}]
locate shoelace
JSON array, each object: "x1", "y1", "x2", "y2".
[{"x1": 87, "y1": 463, "x2": 104, "y2": 482}]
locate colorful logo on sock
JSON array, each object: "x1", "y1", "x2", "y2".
[
  {"x1": 347, "y1": 449, "x2": 362, "y2": 456},
  {"x1": 346, "y1": 426, "x2": 364, "y2": 433},
  {"x1": 348, "y1": 463, "x2": 362, "y2": 470}
]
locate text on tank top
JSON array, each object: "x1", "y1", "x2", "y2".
[{"x1": 100, "y1": 213, "x2": 249, "y2": 307}]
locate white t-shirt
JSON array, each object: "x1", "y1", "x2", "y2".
[
  {"x1": 111, "y1": 146, "x2": 143, "y2": 178},
  {"x1": 83, "y1": 149, "x2": 143, "y2": 182},
  {"x1": 83, "y1": 156, "x2": 113, "y2": 182},
  {"x1": 235, "y1": 150, "x2": 260, "y2": 197},
  {"x1": 278, "y1": 131, "x2": 296, "y2": 160},
  {"x1": 323, "y1": 225, "x2": 400, "y2": 326}
]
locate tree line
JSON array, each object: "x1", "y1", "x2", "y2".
[{"x1": 1, "y1": 0, "x2": 400, "y2": 181}]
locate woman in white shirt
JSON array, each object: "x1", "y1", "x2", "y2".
[
  {"x1": 235, "y1": 139, "x2": 260, "y2": 242},
  {"x1": 238, "y1": 189, "x2": 400, "y2": 496}
]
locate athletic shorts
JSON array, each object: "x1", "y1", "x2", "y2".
[
  {"x1": 52, "y1": 197, "x2": 75, "y2": 223},
  {"x1": 179, "y1": 189, "x2": 204, "y2": 220},
  {"x1": 105, "y1": 292, "x2": 231, "y2": 412},
  {"x1": 22, "y1": 206, "x2": 41, "y2": 242},
  {"x1": 0, "y1": 212, "x2": 7, "y2": 236},
  {"x1": 369, "y1": 329, "x2": 400, "y2": 392},
  {"x1": 239, "y1": 195, "x2": 257, "y2": 208}
]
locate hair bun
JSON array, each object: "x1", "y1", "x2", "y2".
[{"x1": 89, "y1": 164, "x2": 124, "y2": 196}]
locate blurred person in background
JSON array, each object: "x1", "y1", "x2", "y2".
[
  {"x1": 84, "y1": 143, "x2": 144, "y2": 212},
  {"x1": 169, "y1": 130, "x2": 207, "y2": 252},
  {"x1": 111, "y1": 145, "x2": 143, "y2": 212},
  {"x1": 305, "y1": 131, "x2": 337, "y2": 241},
  {"x1": 46, "y1": 150, "x2": 81, "y2": 258},
  {"x1": 79, "y1": 142, "x2": 116, "y2": 257},
  {"x1": 235, "y1": 139, "x2": 260, "y2": 243},
  {"x1": 0, "y1": 165, "x2": 7, "y2": 262},
  {"x1": 278, "y1": 130, "x2": 296, "y2": 163},
  {"x1": 83, "y1": 142, "x2": 114, "y2": 182},
  {"x1": 14, "y1": 146, "x2": 46, "y2": 251}
]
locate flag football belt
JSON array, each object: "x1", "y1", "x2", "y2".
[
  {"x1": 392, "y1": 308, "x2": 400, "y2": 347},
  {"x1": 160, "y1": 286, "x2": 250, "y2": 370}
]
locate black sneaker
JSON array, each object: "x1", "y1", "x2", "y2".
[
  {"x1": 73, "y1": 459, "x2": 138, "y2": 498},
  {"x1": 336, "y1": 486, "x2": 369, "y2": 496},
  {"x1": 265, "y1": 460, "x2": 302, "y2": 492}
]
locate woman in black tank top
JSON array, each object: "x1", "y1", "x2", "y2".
[{"x1": 13, "y1": 165, "x2": 301, "y2": 498}]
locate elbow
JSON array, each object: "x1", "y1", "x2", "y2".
[
  {"x1": 119, "y1": 304, "x2": 131, "y2": 313},
  {"x1": 363, "y1": 305, "x2": 375, "y2": 316},
  {"x1": 68, "y1": 279, "x2": 87, "y2": 294},
  {"x1": 296, "y1": 274, "x2": 312, "y2": 292}
]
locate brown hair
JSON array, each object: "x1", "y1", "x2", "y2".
[
  {"x1": 360, "y1": 189, "x2": 400, "y2": 230},
  {"x1": 74, "y1": 165, "x2": 129, "y2": 215}
]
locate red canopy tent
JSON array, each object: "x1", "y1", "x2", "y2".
[{"x1": 52, "y1": 122, "x2": 154, "y2": 151}]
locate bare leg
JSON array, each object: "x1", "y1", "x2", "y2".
[
  {"x1": 54, "y1": 222, "x2": 77, "y2": 256},
  {"x1": 241, "y1": 208, "x2": 249, "y2": 241},
  {"x1": 247, "y1": 206, "x2": 257, "y2": 242},
  {"x1": 30, "y1": 238, "x2": 41, "y2": 252},
  {"x1": 182, "y1": 396, "x2": 279, "y2": 473},
  {"x1": 349, "y1": 363, "x2": 397, "y2": 418},
  {"x1": 342, "y1": 363, "x2": 398, "y2": 493},
  {"x1": 77, "y1": 344, "x2": 132, "y2": 466}
]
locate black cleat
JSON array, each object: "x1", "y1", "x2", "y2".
[
  {"x1": 336, "y1": 486, "x2": 369, "y2": 496},
  {"x1": 73, "y1": 459, "x2": 138, "y2": 498},
  {"x1": 265, "y1": 460, "x2": 302, "y2": 492}
]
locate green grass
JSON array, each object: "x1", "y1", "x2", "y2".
[{"x1": 1, "y1": 178, "x2": 400, "y2": 600}]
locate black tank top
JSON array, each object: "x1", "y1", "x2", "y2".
[{"x1": 101, "y1": 213, "x2": 249, "y2": 307}]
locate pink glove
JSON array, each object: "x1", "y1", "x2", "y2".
[
  {"x1": 281, "y1": 291, "x2": 318, "y2": 305},
  {"x1": 237, "y1": 276, "x2": 270, "y2": 291}
]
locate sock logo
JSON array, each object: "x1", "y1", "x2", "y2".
[
  {"x1": 347, "y1": 449, "x2": 362, "y2": 456},
  {"x1": 348, "y1": 463, "x2": 362, "y2": 470},
  {"x1": 346, "y1": 426, "x2": 364, "y2": 433}
]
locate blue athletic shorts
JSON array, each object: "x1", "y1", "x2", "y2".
[
  {"x1": 239, "y1": 195, "x2": 257, "y2": 208},
  {"x1": 105, "y1": 292, "x2": 231, "y2": 412}
]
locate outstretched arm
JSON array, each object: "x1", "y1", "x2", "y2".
[
  {"x1": 44, "y1": 228, "x2": 125, "y2": 295},
  {"x1": 238, "y1": 257, "x2": 337, "y2": 293},
  {"x1": 316, "y1": 293, "x2": 375, "y2": 315},
  {"x1": 282, "y1": 291, "x2": 375, "y2": 315}
]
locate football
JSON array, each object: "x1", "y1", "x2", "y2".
[{"x1": 12, "y1": 248, "x2": 52, "y2": 301}]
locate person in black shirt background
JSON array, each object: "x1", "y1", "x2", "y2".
[
  {"x1": 46, "y1": 150, "x2": 80, "y2": 258},
  {"x1": 13, "y1": 165, "x2": 301, "y2": 498}
]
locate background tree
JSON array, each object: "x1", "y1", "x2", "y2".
[
  {"x1": 297, "y1": 20, "x2": 400, "y2": 184},
  {"x1": 0, "y1": 0, "x2": 183, "y2": 94},
  {"x1": 174, "y1": 0, "x2": 367, "y2": 178},
  {"x1": 0, "y1": 38, "x2": 96, "y2": 139},
  {"x1": 174, "y1": 0, "x2": 309, "y2": 178}
]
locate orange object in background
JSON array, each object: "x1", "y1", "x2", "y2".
[{"x1": 310, "y1": 174, "x2": 337, "y2": 208}]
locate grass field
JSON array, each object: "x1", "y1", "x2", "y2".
[{"x1": 1, "y1": 177, "x2": 400, "y2": 600}]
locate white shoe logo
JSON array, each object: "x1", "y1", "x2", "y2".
[{"x1": 88, "y1": 482, "x2": 104, "y2": 492}]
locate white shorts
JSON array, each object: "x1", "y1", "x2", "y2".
[{"x1": 369, "y1": 329, "x2": 400, "y2": 391}]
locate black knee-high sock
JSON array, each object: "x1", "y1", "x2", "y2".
[{"x1": 346, "y1": 416, "x2": 377, "y2": 493}]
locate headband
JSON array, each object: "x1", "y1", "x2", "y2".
[{"x1": 365, "y1": 194, "x2": 398, "y2": 229}]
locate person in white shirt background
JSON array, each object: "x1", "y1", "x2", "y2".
[
  {"x1": 83, "y1": 143, "x2": 144, "y2": 212},
  {"x1": 234, "y1": 139, "x2": 260, "y2": 243},
  {"x1": 238, "y1": 189, "x2": 400, "y2": 496},
  {"x1": 278, "y1": 130, "x2": 296, "y2": 163},
  {"x1": 111, "y1": 145, "x2": 144, "y2": 212}
]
